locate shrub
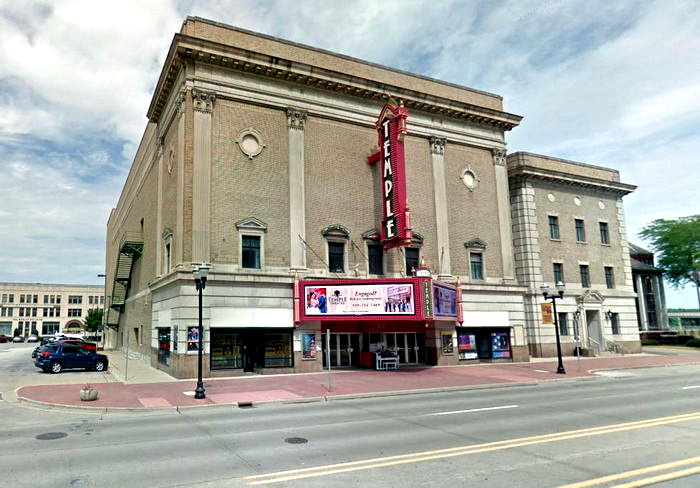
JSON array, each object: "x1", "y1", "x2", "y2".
[
  {"x1": 641, "y1": 339, "x2": 661, "y2": 346},
  {"x1": 685, "y1": 338, "x2": 700, "y2": 348}
]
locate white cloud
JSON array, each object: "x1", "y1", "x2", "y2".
[{"x1": 0, "y1": 0, "x2": 697, "y2": 306}]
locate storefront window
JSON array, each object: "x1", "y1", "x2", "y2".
[
  {"x1": 157, "y1": 328, "x2": 171, "y2": 366},
  {"x1": 264, "y1": 333, "x2": 292, "y2": 367},
  {"x1": 211, "y1": 332, "x2": 242, "y2": 370},
  {"x1": 491, "y1": 332, "x2": 511, "y2": 358},
  {"x1": 457, "y1": 332, "x2": 477, "y2": 360}
]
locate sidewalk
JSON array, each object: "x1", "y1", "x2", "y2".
[{"x1": 16, "y1": 351, "x2": 700, "y2": 411}]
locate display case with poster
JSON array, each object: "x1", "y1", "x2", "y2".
[
  {"x1": 457, "y1": 332, "x2": 477, "y2": 360},
  {"x1": 491, "y1": 332, "x2": 512, "y2": 358}
]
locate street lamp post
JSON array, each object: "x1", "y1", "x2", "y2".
[
  {"x1": 192, "y1": 264, "x2": 210, "y2": 399},
  {"x1": 541, "y1": 281, "x2": 566, "y2": 374}
]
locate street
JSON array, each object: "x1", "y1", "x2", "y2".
[{"x1": 1, "y1": 343, "x2": 700, "y2": 487}]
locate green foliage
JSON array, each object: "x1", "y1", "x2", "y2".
[
  {"x1": 641, "y1": 339, "x2": 661, "y2": 346},
  {"x1": 686, "y1": 338, "x2": 700, "y2": 348},
  {"x1": 640, "y1": 215, "x2": 700, "y2": 288},
  {"x1": 84, "y1": 308, "x2": 104, "y2": 333}
]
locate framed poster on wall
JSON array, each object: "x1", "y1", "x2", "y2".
[
  {"x1": 441, "y1": 332, "x2": 454, "y2": 354},
  {"x1": 187, "y1": 326, "x2": 200, "y2": 352},
  {"x1": 302, "y1": 333, "x2": 317, "y2": 360}
]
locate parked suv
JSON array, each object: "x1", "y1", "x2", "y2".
[{"x1": 34, "y1": 344, "x2": 109, "y2": 374}]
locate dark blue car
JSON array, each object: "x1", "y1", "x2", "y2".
[{"x1": 34, "y1": 344, "x2": 109, "y2": 374}]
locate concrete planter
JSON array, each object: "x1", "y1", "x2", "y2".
[{"x1": 79, "y1": 388, "x2": 99, "y2": 401}]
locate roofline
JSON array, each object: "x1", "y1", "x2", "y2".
[
  {"x1": 186, "y1": 16, "x2": 504, "y2": 102},
  {"x1": 508, "y1": 151, "x2": 623, "y2": 175}
]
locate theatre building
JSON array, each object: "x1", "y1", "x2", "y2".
[{"x1": 105, "y1": 17, "x2": 640, "y2": 378}]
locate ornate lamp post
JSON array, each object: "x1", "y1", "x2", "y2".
[
  {"x1": 192, "y1": 264, "x2": 210, "y2": 399},
  {"x1": 541, "y1": 281, "x2": 566, "y2": 374}
]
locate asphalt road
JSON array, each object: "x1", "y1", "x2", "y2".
[{"x1": 2, "y1": 350, "x2": 700, "y2": 488}]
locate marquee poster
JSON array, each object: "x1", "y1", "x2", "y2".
[{"x1": 304, "y1": 283, "x2": 415, "y2": 316}]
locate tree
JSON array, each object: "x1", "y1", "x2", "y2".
[
  {"x1": 84, "y1": 308, "x2": 104, "y2": 334},
  {"x1": 640, "y1": 215, "x2": 700, "y2": 307}
]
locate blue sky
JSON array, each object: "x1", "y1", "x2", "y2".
[{"x1": 0, "y1": 0, "x2": 698, "y2": 307}]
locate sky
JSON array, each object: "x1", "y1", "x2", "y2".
[{"x1": 0, "y1": 0, "x2": 698, "y2": 307}]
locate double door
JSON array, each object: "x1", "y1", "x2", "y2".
[
  {"x1": 323, "y1": 333, "x2": 361, "y2": 367},
  {"x1": 383, "y1": 332, "x2": 425, "y2": 364}
]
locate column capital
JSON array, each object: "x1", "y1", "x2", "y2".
[
  {"x1": 286, "y1": 108, "x2": 308, "y2": 130},
  {"x1": 176, "y1": 89, "x2": 187, "y2": 116},
  {"x1": 429, "y1": 136, "x2": 446, "y2": 155},
  {"x1": 192, "y1": 89, "x2": 215, "y2": 114},
  {"x1": 492, "y1": 147, "x2": 507, "y2": 166}
]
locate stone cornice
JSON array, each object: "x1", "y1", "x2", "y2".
[
  {"x1": 508, "y1": 165, "x2": 637, "y2": 196},
  {"x1": 148, "y1": 34, "x2": 522, "y2": 131}
]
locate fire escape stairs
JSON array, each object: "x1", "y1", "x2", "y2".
[{"x1": 106, "y1": 235, "x2": 143, "y2": 328}]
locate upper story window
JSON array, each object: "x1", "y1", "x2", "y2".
[
  {"x1": 405, "y1": 247, "x2": 420, "y2": 276},
  {"x1": 368, "y1": 244, "x2": 384, "y2": 275},
  {"x1": 580, "y1": 265, "x2": 591, "y2": 288},
  {"x1": 322, "y1": 224, "x2": 350, "y2": 274},
  {"x1": 68, "y1": 295, "x2": 82, "y2": 305},
  {"x1": 548, "y1": 216, "x2": 560, "y2": 240},
  {"x1": 20, "y1": 294, "x2": 25, "y2": 303},
  {"x1": 43, "y1": 295, "x2": 49, "y2": 304},
  {"x1": 599, "y1": 222, "x2": 610, "y2": 244},
  {"x1": 558, "y1": 312, "x2": 569, "y2": 336},
  {"x1": 470, "y1": 252, "x2": 484, "y2": 280},
  {"x1": 68, "y1": 308, "x2": 82, "y2": 317},
  {"x1": 9, "y1": 294, "x2": 14, "y2": 303},
  {"x1": 236, "y1": 217, "x2": 268, "y2": 271},
  {"x1": 242, "y1": 235, "x2": 261, "y2": 269},
  {"x1": 328, "y1": 242, "x2": 345, "y2": 273},
  {"x1": 575, "y1": 219, "x2": 586, "y2": 242},
  {"x1": 605, "y1": 266, "x2": 615, "y2": 289},
  {"x1": 553, "y1": 263, "x2": 564, "y2": 284}
]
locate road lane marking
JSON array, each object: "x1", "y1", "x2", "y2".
[
  {"x1": 558, "y1": 455, "x2": 700, "y2": 487},
  {"x1": 245, "y1": 411, "x2": 700, "y2": 485},
  {"x1": 682, "y1": 385, "x2": 700, "y2": 389},
  {"x1": 425, "y1": 404, "x2": 518, "y2": 416},
  {"x1": 611, "y1": 465, "x2": 700, "y2": 487}
]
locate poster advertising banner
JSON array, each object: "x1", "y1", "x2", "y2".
[
  {"x1": 433, "y1": 284, "x2": 457, "y2": 317},
  {"x1": 540, "y1": 302, "x2": 554, "y2": 324},
  {"x1": 302, "y1": 333, "x2": 317, "y2": 360},
  {"x1": 304, "y1": 283, "x2": 415, "y2": 316},
  {"x1": 187, "y1": 326, "x2": 200, "y2": 352}
]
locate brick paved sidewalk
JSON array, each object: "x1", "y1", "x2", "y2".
[{"x1": 16, "y1": 353, "x2": 700, "y2": 411}]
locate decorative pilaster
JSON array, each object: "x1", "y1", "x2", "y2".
[
  {"x1": 636, "y1": 274, "x2": 648, "y2": 331},
  {"x1": 156, "y1": 137, "x2": 164, "y2": 276},
  {"x1": 287, "y1": 108, "x2": 308, "y2": 269},
  {"x1": 616, "y1": 197, "x2": 634, "y2": 289},
  {"x1": 429, "y1": 137, "x2": 451, "y2": 279},
  {"x1": 192, "y1": 89, "x2": 215, "y2": 264},
  {"x1": 492, "y1": 147, "x2": 515, "y2": 281}
]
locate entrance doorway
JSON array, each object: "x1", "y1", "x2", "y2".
[
  {"x1": 586, "y1": 310, "x2": 602, "y2": 349},
  {"x1": 383, "y1": 332, "x2": 425, "y2": 364},
  {"x1": 323, "y1": 333, "x2": 361, "y2": 367}
]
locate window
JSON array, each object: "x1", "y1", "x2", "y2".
[
  {"x1": 68, "y1": 295, "x2": 82, "y2": 304},
  {"x1": 20, "y1": 295, "x2": 25, "y2": 303},
  {"x1": 368, "y1": 244, "x2": 384, "y2": 275},
  {"x1": 1, "y1": 294, "x2": 6, "y2": 303},
  {"x1": 42, "y1": 322, "x2": 59, "y2": 335},
  {"x1": 579, "y1": 265, "x2": 590, "y2": 288},
  {"x1": 610, "y1": 312, "x2": 620, "y2": 334},
  {"x1": 405, "y1": 247, "x2": 420, "y2": 276},
  {"x1": 56, "y1": 296, "x2": 61, "y2": 304},
  {"x1": 242, "y1": 235, "x2": 261, "y2": 269},
  {"x1": 549, "y1": 216, "x2": 560, "y2": 240},
  {"x1": 43, "y1": 308, "x2": 48, "y2": 317},
  {"x1": 575, "y1": 219, "x2": 586, "y2": 242},
  {"x1": 264, "y1": 333, "x2": 292, "y2": 367},
  {"x1": 33, "y1": 295, "x2": 38, "y2": 303},
  {"x1": 605, "y1": 266, "x2": 615, "y2": 289},
  {"x1": 89, "y1": 296, "x2": 94, "y2": 305},
  {"x1": 164, "y1": 242, "x2": 172, "y2": 272},
  {"x1": 599, "y1": 222, "x2": 610, "y2": 244},
  {"x1": 19, "y1": 308, "x2": 25, "y2": 317},
  {"x1": 43, "y1": 295, "x2": 49, "y2": 304},
  {"x1": 32, "y1": 308, "x2": 37, "y2": 317},
  {"x1": 9, "y1": 294, "x2": 14, "y2": 303},
  {"x1": 470, "y1": 253, "x2": 484, "y2": 280},
  {"x1": 553, "y1": 263, "x2": 564, "y2": 284},
  {"x1": 328, "y1": 242, "x2": 345, "y2": 273},
  {"x1": 100, "y1": 296, "x2": 104, "y2": 305},
  {"x1": 50, "y1": 295, "x2": 55, "y2": 304},
  {"x1": 558, "y1": 312, "x2": 569, "y2": 336},
  {"x1": 68, "y1": 309, "x2": 82, "y2": 317}
]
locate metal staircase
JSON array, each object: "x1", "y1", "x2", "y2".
[{"x1": 106, "y1": 232, "x2": 143, "y2": 328}]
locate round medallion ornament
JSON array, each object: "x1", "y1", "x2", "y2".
[
  {"x1": 235, "y1": 128, "x2": 265, "y2": 160},
  {"x1": 574, "y1": 197, "x2": 582, "y2": 206},
  {"x1": 547, "y1": 193, "x2": 556, "y2": 202},
  {"x1": 460, "y1": 167, "x2": 480, "y2": 192},
  {"x1": 598, "y1": 200, "x2": 606, "y2": 210}
]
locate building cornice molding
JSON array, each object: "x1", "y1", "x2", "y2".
[
  {"x1": 508, "y1": 165, "x2": 637, "y2": 196},
  {"x1": 148, "y1": 35, "x2": 522, "y2": 131}
]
